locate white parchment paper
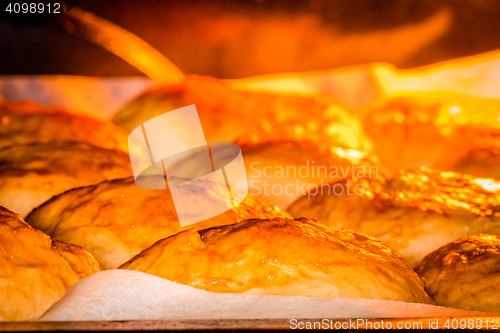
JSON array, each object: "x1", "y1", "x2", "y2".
[{"x1": 40, "y1": 270, "x2": 497, "y2": 321}]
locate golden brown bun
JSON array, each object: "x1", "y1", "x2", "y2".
[
  {"x1": 415, "y1": 234, "x2": 500, "y2": 312},
  {"x1": 240, "y1": 141, "x2": 381, "y2": 208},
  {"x1": 112, "y1": 75, "x2": 372, "y2": 153},
  {"x1": 359, "y1": 92, "x2": 500, "y2": 171},
  {"x1": 120, "y1": 217, "x2": 433, "y2": 304},
  {"x1": 449, "y1": 146, "x2": 500, "y2": 180},
  {"x1": 288, "y1": 167, "x2": 500, "y2": 267},
  {"x1": 169, "y1": 139, "x2": 382, "y2": 209},
  {"x1": 0, "y1": 206, "x2": 101, "y2": 321},
  {"x1": 26, "y1": 176, "x2": 290, "y2": 270},
  {"x1": 0, "y1": 100, "x2": 129, "y2": 152},
  {"x1": 0, "y1": 141, "x2": 134, "y2": 217}
]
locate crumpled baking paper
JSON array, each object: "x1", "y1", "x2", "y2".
[{"x1": 40, "y1": 270, "x2": 496, "y2": 321}]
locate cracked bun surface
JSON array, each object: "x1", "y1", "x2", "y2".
[
  {"x1": 0, "y1": 100, "x2": 129, "y2": 152},
  {"x1": 415, "y1": 234, "x2": 500, "y2": 312},
  {"x1": 0, "y1": 141, "x2": 134, "y2": 217},
  {"x1": 0, "y1": 206, "x2": 101, "y2": 321},
  {"x1": 120, "y1": 217, "x2": 433, "y2": 304},
  {"x1": 288, "y1": 167, "x2": 500, "y2": 267},
  {"x1": 26, "y1": 176, "x2": 290, "y2": 270}
]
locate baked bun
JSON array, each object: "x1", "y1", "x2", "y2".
[
  {"x1": 358, "y1": 92, "x2": 500, "y2": 171},
  {"x1": 288, "y1": 167, "x2": 500, "y2": 267},
  {"x1": 0, "y1": 141, "x2": 134, "y2": 217},
  {"x1": 120, "y1": 217, "x2": 433, "y2": 304},
  {"x1": 449, "y1": 145, "x2": 500, "y2": 181},
  {"x1": 112, "y1": 75, "x2": 372, "y2": 153},
  {"x1": 0, "y1": 100, "x2": 129, "y2": 152},
  {"x1": 26, "y1": 176, "x2": 290, "y2": 270},
  {"x1": 0, "y1": 206, "x2": 101, "y2": 321},
  {"x1": 169, "y1": 139, "x2": 381, "y2": 209},
  {"x1": 415, "y1": 234, "x2": 500, "y2": 312}
]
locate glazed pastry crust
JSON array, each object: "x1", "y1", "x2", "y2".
[
  {"x1": 359, "y1": 92, "x2": 500, "y2": 171},
  {"x1": 239, "y1": 140, "x2": 379, "y2": 208},
  {"x1": 288, "y1": 167, "x2": 500, "y2": 267},
  {"x1": 0, "y1": 100, "x2": 129, "y2": 152},
  {"x1": 112, "y1": 75, "x2": 372, "y2": 153},
  {"x1": 415, "y1": 234, "x2": 500, "y2": 312},
  {"x1": 0, "y1": 206, "x2": 101, "y2": 321},
  {"x1": 26, "y1": 176, "x2": 290, "y2": 270},
  {"x1": 120, "y1": 217, "x2": 433, "y2": 304},
  {"x1": 168, "y1": 138, "x2": 381, "y2": 209},
  {"x1": 0, "y1": 141, "x2": 133, "y2": 217}
]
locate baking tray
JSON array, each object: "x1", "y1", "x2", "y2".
[{"x1": 2, "y1": 317, "x2": 500, "y2": 332}]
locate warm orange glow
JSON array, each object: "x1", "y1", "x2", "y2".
[
  {"x1": 374, "y1": 48, "x2": 500, "y2": 99},
  {"x1": 60, "y1": 7, "x2": 185, "y2": 84},
  {"x1": 228, "y1": 8, "x2": 451, "y2": 94},
  {"x1": 473, "y1": 178, "x2": 500, "y2": 192},
  {"x1": 332, "y1": 147, "x2": 365, "y2": 162}
]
